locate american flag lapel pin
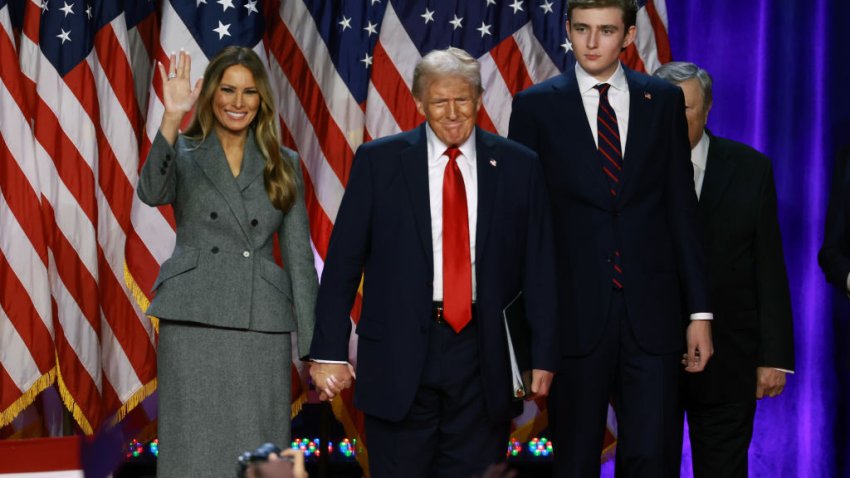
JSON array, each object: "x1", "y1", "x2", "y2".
[
  {"x1": 489, "y1": 158, "x2": 497, "y2": 167},
  {"x1": 644, "y1": 92, "x2": 652, "y2": 100}
]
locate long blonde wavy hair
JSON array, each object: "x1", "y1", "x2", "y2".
[{"x1": 184, "y1": 46, "x2": 297, "y2": 212}]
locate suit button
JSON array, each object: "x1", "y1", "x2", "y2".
[
  {"x1": 211, "y1": 247, "x2": 219, "y2": 254},
  {"x1": 159, "y1": 168, "x2": 166, "y2": 175},
  {"x1": 251, "y1": 219, "x2": 258, "y2": 226},
  {"x1": 243, "y1": 251, "x2": 251, "y2": 258},
  {"x1": 161, "y1": 162, "x2": 167, "y2": 168},
  {"x1": 607, "y1": 254, "x2": 613, "y2": 263},
  {"x1": 210, "y1": 212, "x2": 218, "y2": 220},
  {"x1": 165, "y1": 154, "x2": 172, "y2": 161}
]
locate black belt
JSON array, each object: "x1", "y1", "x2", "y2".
[{"x1": 431, "y1": 301, "x2": 476, "y2": 325}]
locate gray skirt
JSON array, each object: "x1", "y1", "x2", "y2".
[{"x1": 156, "y1": 319, "x2": 292, "y2": 477}]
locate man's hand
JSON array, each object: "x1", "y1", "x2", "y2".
[
  {"x1": 683, "y1": 320, "x2": 713, "y2": 373},
  {"x1": 309, "y1": 362, "x2": 355, "y2": 401},
  {"x1": 526, "y1": 369, "x2": 554, "y2": 400},
  {"x1": 756, "y1": 367, "x2": 786, "y2": 399}
]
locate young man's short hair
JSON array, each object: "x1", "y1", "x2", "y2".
[{"x1": 567, "y1": 0, "x2": 639, "y2": 29}]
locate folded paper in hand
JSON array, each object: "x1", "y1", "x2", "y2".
[{"x1": 503, "y1": 291, "x2": 532, "y2": 400}]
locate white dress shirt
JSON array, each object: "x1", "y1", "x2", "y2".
[
  {"x1": 576, "y1": 63, "x2": 630, "y2": 157},
  {"x1": 314, "y1": 127, "x2": 479, "y2": 365},
  {"x1": 426, "y1": 124, "x2": 478, "y2": 302},
  {"x1": 691, "y1": 132, "x2": 710, "y2": 199},
  {"x1": 576, "y1": 63, "x2": 712, "y2": 321},
  {"x1": 691, "y1": 131, "x2": 792, "y2": 372}
]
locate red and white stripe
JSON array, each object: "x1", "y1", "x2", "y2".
[
  {"x1": 0, "y1": 1, "x2": 55, "y2": 428},
  {"x1": 1, "y1": 0, "x2": 671, "y2": 443},
  {"x1": 12, "y1": 0, "x2": 156, "y2": 433}
]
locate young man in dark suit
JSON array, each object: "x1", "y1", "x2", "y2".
[
  {"x1": 654, "y1": 61, "x2": 795, "y2": 478},
  {"x1": 309, "y1": 47, "x2": 558, "y2": 478},
  {"x1": 508, "y1": 1, "x2": 713, "y2": 476}
]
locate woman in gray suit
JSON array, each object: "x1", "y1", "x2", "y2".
[{"x1": 137, "y1": 46, "x2": 317, "y2": 476}]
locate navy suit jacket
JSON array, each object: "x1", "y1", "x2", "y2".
[
  {"x1": 509, "y1": 66, "x2": 709, "y2": 356},
  {"x1": 684, "y1": 134, "x2": 794, "y2": 404},
  {"x1": 310, "y1": 125, "x2": 558, "y2": 422}
]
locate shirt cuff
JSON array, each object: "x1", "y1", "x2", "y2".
[
  {"x1": 311, "y1": 359, "x2": 349, "y2": 364},
  {"x1": 845, "y1": 272, "x2": 850, "y2": 294},
  {"x1": 690, "y1": 312, "x2": 713, "y2": 320},
  {"x1": 772, "y1": 368, "x2": 795, "y2": 374}
]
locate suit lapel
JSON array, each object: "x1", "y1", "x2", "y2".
[
  {"x1": 699, "y1": 135, "x2": 736, "y2": 213},
  {"x1": 619, "y1": 68, "x2": 651, "y2": 201},
  {"x1": 555, "y1": 70, "x2": 619, "y2": 205},
  {"x1": 475, "y1": 128, "x2": 498, "y2": 261},
  {"x1": 400, "y1": 125, "x2": 434, "y2": 271},
  {"x1": 193, "y1": 132, "x2": 253, "y2": 244},
  {"x1": 236, "y1": 130, "x2": 265, "y2": 192}
]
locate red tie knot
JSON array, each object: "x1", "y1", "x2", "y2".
[{"x1": 444, "y1": 146, "x2": 462, "y2": 163}]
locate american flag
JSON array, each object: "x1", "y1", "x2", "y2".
[
  {"x1": 0, "y1": 0, "x2": 55, "y2": 429},
  {"x1": 1, "y1": 0, "x2": 670, "y2": 469},
  {"x1": 0, "y1": 0, "x2": 159, "y2": 433}
]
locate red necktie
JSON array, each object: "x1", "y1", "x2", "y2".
[
  {"x1": 442, "y1": 146, "x2": 472, "y2": 333},
  {"x1": 595, "y1": 83, "x2": 624, "y2": 289}
]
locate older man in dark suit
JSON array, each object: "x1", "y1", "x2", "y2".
[
  {"x1": 654, "y1": 61, "x2": 795, "y2": 478},
  {"x1": 309, "y1": 47, "x2": 558, "y2": 478},
  {"x1": 508, "y1": 1, "x2": 713, "y2": 476}
]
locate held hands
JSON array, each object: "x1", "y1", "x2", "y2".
[
  {"x1": 682, "y1": 320, "x2": 714, "y2": 373},
  {"x1": 756, "y1": 367, "x2": 786, "y2": 399},
  {"x1": 309, "y1": 362, "x2": 356, "y2": 402},
  {"x1": 156, "y1": 50, "x2": 203, "y2": 143},
  {"x1": 526, "y1": 369, "x2": 554, "y2": 401}
]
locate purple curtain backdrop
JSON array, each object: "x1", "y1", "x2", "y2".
[{"x1": 659, "y1": 1, "x2": 849, "y2": 477}]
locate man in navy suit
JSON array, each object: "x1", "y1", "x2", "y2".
[
  {"x1": 509, "y1": 1, "x2": 713, "y2": 476},
  {"x1": 309, "y1": 47, "x2": 558, "y2": 478}
]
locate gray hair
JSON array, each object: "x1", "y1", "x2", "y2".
[
  {"x1": 653, "y1": 61, "x2": 713, "y2": 107},
  {"x1": 411, "y1": 47, "x2": 483, "y2": 99}
]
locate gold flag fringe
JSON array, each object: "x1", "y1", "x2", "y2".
[
  {"x1": 123, "y1": 262, "x2": 158, "y2": 334},
  {"x1": 123, "y1": 262, "x2": 151, "y2": 313},
  {"x1": 55, "y1": 360, "x2": 94, "y2": 435},
  {"x1": 110, "y1": 378, "x2": 158, "y2": 426},
  {"x1": 0, "y1": 368, "x2": 55, "y2": 428},
  {"x1": 290, "y1": 391, "x2": 307, "y2": 419}
]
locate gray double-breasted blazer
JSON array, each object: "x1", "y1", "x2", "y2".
[{"x1": 137, "y1": 129, "x2": 317, "y2": 358}]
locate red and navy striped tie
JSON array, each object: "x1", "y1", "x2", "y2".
[{"x1": 595, "y1": 83, "x2": 624, "y2": 289}]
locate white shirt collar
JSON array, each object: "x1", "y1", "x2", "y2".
[
  {"x1": 691, "y1": 131, "x2": 710, "y2": 171},
  {"x1": 425, "y1": 123, "x2": 476, "y2": 165},
  {"x1": 575, "y1": 62, "x2": 628, "y2": 95}
]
